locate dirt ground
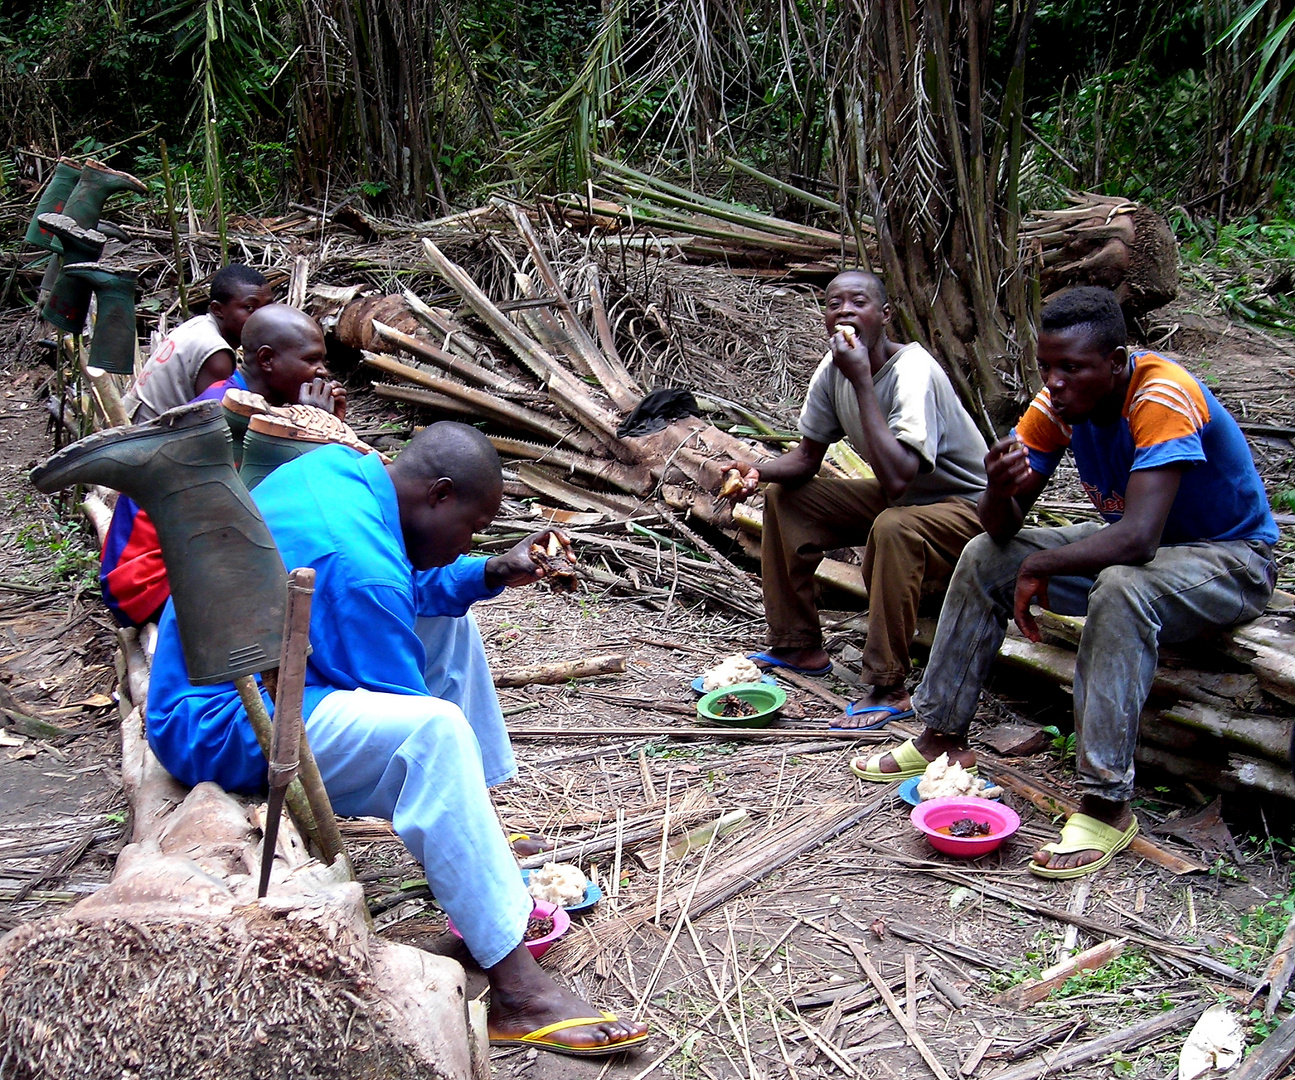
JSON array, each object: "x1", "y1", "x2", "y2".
[{"x1": 0, "y1": 288, "x2": 1291, "y2": 1079}]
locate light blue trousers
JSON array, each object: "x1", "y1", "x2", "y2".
[
  {"x1": 305, "y1": 613, "x2": 533, "y2": 969},
  {"x1": 912, "y1": 524, "x2": 1275, "y2": 802}
]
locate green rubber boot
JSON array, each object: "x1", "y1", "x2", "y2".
[
  {"x1": 24, "y1": 160, "x2": 83, "y2": 251},
  {"x1": 38, "y1": 214, "x2": 106, "y2": 333},
  {"x1": 61, "y1": 262, "x2": 139, "y2": 375},
  {"x1": 30, "y1": 401, "x2": 287, "y2": 684},
  {"x1": 220, "y1": 388, "x2": 271, "y2": 469},
  {"x1": 61, "y1": 159, "x2": 147, "y2": 230},
  {"x1": 239, "y1": 415, "x2": 330, "y2": 491}
]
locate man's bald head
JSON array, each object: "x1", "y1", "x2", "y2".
[
  {"x1": 241, "y1": 303, "x2": 325, "y2": 354},
  {"x1": 238, "y1": 304, "x2": 330, "y2": 407},
  {"x1": 391, "y1": 422, "x2": 502, "y2": 497},
  {"x1": 387, "y1": 423, "x2": 504, "y2": 569}
]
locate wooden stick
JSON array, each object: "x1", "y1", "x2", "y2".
[
  {"x1": 234, "y1": 675, "x2": 346, "y2": 869},
  {"x1": 81, "y1": 362, "x2": 130, "y2": 428},
  {"x1": 235, "y1": 675, "x2": 324, "y2": 857},
  {"x1": 986, "y1": 1020, "x2": 1088, "y2": 1062},
  {"x1": 506, "y1": 725, "x2": 897, "y2": 740},
  {"x1": 905, "y1": 952, "x2": 918, "y2": 1026},
  {"x1": 845, "y1": 940, "x2": 955, "y2": 1080},
  {"x1": 421, "y1": 238, "x2": 630, "y2": 456},
  {"x1": 984, "y1": 1002, "x2": 1206, "y2": 1080},
  {"x1": 1254, "y1": 907, "x2": 1295, "y2": 1020},
  {"x1": 509, "y1": 206, "x2": 642, "y2": 411},
  {"x1": 978, "y1": 760, "x2": 1207, "y2": 875},
  {"x1": 995, "y1": 939, "x2": 1126, "y2": 1008},
  {"x1": 852, "y1": 836, "x2": 1256, "y2": 987},
  {"x1": 372, "y1": 318, "x2": 523, "y2": 392},
  {"x1": 158, "y1": 139, "x2": 189, "y2": 318},
  {"x1": 961, "y1": 1037, "x2": 994, "y2": 1078},
  {"x1": 361, "y1": 349, "x2": 602, "y2": 454},
  {"x1": 1232, "y1": 1011, "x2": 1295, "y2": 1080},
  {"x1": 494, "y1": 654, "x2": 626, "y2": 688}
]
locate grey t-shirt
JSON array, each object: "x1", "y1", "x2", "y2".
[
  {"x1": 122, "y1": 313, "x2": 233, "y2": 421},
  {"x1": 797, "y1": 342, "x2": 988, "y2": 506}
]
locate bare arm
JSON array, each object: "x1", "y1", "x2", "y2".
[
  {"x1": 1013, "y1": 466, "x2": 1184, "y2": 641},
  {"x1": 717, "y1": 438, "x2": 828, "y2": 499},
  {"x1": 978, "y1": 437, "x2": 1050, "y2": 541},
  {"x1": 194, "y1": 349, "x2": 236, "y2": 395},
  {"x1": 828, "y1": 331, "x2": 919, "y2": 500}
]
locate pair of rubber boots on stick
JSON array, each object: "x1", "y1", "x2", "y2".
[
  {"x1": 28, "y1": 391, "x2": 370, "y2": 679},
  {"x1": 25, "y1": 159, "x2": 145, "y2": 373},
  {"x1": 31, "y1": 400, "x2": 288, "y2": 684}
]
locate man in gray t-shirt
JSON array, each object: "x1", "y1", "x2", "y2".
[
  {"x1": 719, "y1": 271, "x2": 988, "y2": 728},
  {"x1": 123, "y1": 264, "x2": 272, "y2": 422}
]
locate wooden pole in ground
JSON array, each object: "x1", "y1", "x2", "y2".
[
  {"x1": 158, "y1": 140, "x2": 189, "y2": 318},
  {"x1": 258, "y1": 568, "x2": 314, "y2": 897}
]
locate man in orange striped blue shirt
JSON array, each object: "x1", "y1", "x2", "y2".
[{"x1": 853, "y1": 287, "x2": 1276, "y2": 879}]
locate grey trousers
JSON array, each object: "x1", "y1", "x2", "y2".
[{"x1": 911, "y1": 523, "x2": 1275, "y2": 802}]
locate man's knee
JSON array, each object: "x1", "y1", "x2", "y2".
[
  {"x1": 1088, "y1": 564, "x2": 1156, "y2": 622},
  {"x1": 869, "y1": 507, "x2": 917, "y2": 551}
]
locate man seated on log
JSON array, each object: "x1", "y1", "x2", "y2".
[
  {"x1": 144, "y1": 420, "x2": 650, "y2": 1058},
  {"x1": 102, "y1": 305, "x2": 346, "y2": 627},
  {"x1": 853, "y1": 286, "x2": 1277, "y2": 879},
  {"x1": 718, "y1": 270, "x2": 988, "y2": 728},
  {"x1": 122, "y1": 264, "x2": 273, "y2": 422}
]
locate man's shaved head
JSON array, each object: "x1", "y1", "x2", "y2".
[
  {"x1": 391, "y1": 422, "x2": 502, "y2": 499},
  {"x1": 826, "y1": 270, "x2": 887, "y2": 306},
  {"x1": 241, "y1": 304, "x2": 325, "y2": 354},
  {"x1": 388, "y1": 423, "x2": 503, "y2": 570}
]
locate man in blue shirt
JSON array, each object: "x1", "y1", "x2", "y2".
[
  {"x1": 146, "y1": 421, "x2": 648, "y2": 1057},
  {"x1": 853, "y1": 288, "x2": 1276, "y2": 879}
]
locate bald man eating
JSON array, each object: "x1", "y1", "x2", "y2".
[{"x1": 144, "y1": 422, "x2": 650, "y2": 1058}]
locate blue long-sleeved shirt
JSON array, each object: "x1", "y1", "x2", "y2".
[{"x1": 145, "y1": 445, "x2": 504, "y2": 792}]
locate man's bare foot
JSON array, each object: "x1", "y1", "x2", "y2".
[
  {"x1": 510, "y1": 834, "x2": 554, "y2": 858},
  {"x1": 751, "y1": 646, "x2": 831, "y2": 672},
  {"x1": 487, "y1": 944, "x2": 648, "y2": 1052},
  {"x1": 833, "y1": 683, "x2": 911, "y2": 729},
  {"x1": 1031, "y1": 796, "x2": 1132, "y2": 874},
  {"x1": 871, "y1": 727, "x2": 974, "y2": 774}
]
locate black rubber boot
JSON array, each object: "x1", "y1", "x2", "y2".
[
  {"x1": 30, "y1": 401, "x2": 287, "y2": 684},
  {"x1": 239, "y1": 415, "x2": 330, "y2": 491},
  {"x1": 24, "y1": 160, "x2": 83, "y2": 251},
  {"x1": 61, "y1": 262, "x2": 139, "y2": 375},
  {"x1": 61, "y1": 159, "x2": 147, "y2": 230},
  {"x1": 38, "y1": 214, "x2": 106, "y2": 333}
]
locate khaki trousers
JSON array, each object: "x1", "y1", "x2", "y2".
[{"x1": 761, "y1": 477, "x2": 983, "y2": 685}]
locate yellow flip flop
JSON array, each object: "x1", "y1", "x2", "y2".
[
  {"x1": 848, "y1": 739, "x2": 977, "y2": 782},
  {"x1": 1028, "y1": 812, "x2": 1139, "y2": 880},
  {"x1": 489, "y1": 1011, "x2": 649, "y2": 1057}
]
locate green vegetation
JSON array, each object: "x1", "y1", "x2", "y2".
[{"x1": 1223, "y1": 888, "x2": 1295, "y2": 972}]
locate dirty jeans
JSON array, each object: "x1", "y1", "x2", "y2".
[
  {"x1": 305, "y1": 613, "x2": 533, "y2": 969},
  {"x1": 911, "y1": 523, "x2": 1275, "y2": 802}
]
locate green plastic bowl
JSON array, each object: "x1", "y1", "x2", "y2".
[{"x1": 697, "y1": 682, "x2": 787, "y2": 727}]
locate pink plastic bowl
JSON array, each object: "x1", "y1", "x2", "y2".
[
  {"x1": 447, "y1": 898, "x2": 571, "y2": 959},
  {"x1": 910, "y1": 797, "x2": 1021, "y2": 858}
]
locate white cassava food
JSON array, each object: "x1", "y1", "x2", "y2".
[
  {"x1": 527, "y1": 862, "x2": 588, "y2": 907},
  {"x1": 916, "y1": 753, "x2": 1004, "y2": 801},
  {"x1": 701, "y1": 654, "x2": 762, "y2": 692}
]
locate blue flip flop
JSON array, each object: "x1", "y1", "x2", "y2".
[
  {"x1": 746, "y1": 651, "x2": 833, "y2": 677},
  {"x1": 830, "y1": 702, "x2": 915, "y2": 731}
]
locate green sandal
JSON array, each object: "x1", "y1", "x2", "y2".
[
  {"x1": 1028, "y1": 812, "x2": 1139, "y2": 880},
  {"x1": 848, "y1": 739, "x2": 978, "y2": 782}
]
